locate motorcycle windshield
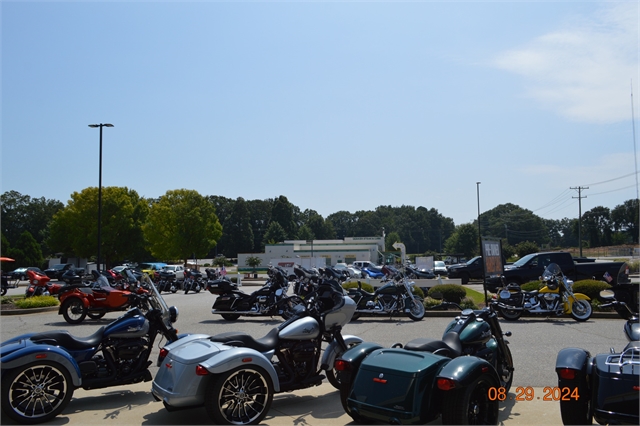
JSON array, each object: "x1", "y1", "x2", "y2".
[{"x1": 541, "y1": 263, "x2": 562, "y2": 281}]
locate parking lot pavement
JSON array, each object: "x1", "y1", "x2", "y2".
[{"x1": 0, "y1": 381, "x2": 561, "y2": 425}]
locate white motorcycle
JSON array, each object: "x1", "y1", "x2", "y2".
[{"x1": 152, "y1": 280, "x2": 362, "y2": 425}]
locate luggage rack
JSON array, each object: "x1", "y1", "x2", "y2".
[{"x1": 606, "y1": 346, "x2": 640, "y2": 371}]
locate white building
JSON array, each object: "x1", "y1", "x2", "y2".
[{"x1": 237, "y1": 237, "x2": 385, "y2": 273}]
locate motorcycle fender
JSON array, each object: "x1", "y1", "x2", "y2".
[
  {"x1": 58, "y1": 295, "x2": 89, "y2": 314},
  {"x1": 199, "y1": 347, "x2": 281, "y2": 392},
  {"x1": 436, "y1": 356, "x2": 499, "y2": 389},
  {"x1": 1, "y1": 345, "x2": 82, "y2": 387},
  {"x1": 320, "y1": 335, "x2": 364, "y2": 371},
  {"x1": 555, "y1": 347, "x2": 591, "y2": 376},
  {"x1": 564, "y1": 293, "x2": 591, "y2": 314},
  {"x1": 337, "y1": 341, "x2": 385, "y2": 369}
]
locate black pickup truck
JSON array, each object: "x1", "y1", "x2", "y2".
[
  {"x1": 446, "y1": 256, "x2": 485, "y2": 284},
  {"x1": 485, "y1": 251, "x2": 628, "y2": 292}
]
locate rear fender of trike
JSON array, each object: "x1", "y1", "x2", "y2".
[
  {"x1": 321, "y1": 335, "x2": 364, "y2": 371},
  {"x1": 1, "y1": 343, "x2": 82, "y2": 387},
  {"x1": 555, "y1": 348, "x2": 592, "y2": 399},
  {"x1": 199, "y1": 346, "x2": 281, "y2": 392},
  {"x1": 335, "y1": 342, "x2": 384, "y2": 385},
  {"x1": 436, "y1": 355, "x2": 500, "y2": 390},
  {"x1": 58, "y1": 293, "x2": 90, "y2": 314}
]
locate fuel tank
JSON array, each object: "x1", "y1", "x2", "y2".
[{"x1": 104, "y1": 313, "x2": 149, "y2": 339}]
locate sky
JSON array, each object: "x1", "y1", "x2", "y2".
[{"x1": 2, "y1": 0, "x2": 639, "y2": 227}]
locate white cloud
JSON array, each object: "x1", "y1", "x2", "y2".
[{"x1": 494, "y1": 2, "x2": 638, "y2": 123}]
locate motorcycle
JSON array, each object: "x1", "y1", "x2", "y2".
[
  {"x1": 183, "y1": 269, "x2": 202, "y2": 294},
  {"x1": 406, "y1": 263, "x2": 436, "y2": 279},
  {"x1": 0, "y1": 273, "x2": 179, "y2": 425},
  {"x1": 209, "y1": 265, "x2": 304, "y2": 321},
  {"x1": 60, "y1": 267, "x2": 86, "y2": 284},
  {"x1": 292, "y1": 264, "x2": 321, "y2": 297},
  {"x1": 555, "y1": 289, "x2": 639, "y2": 425},
  {"x1": 156, "y1": 269, "x2": 179, "y2": 293},
  {"x1": 494, "y1": 262, "x2": 592, "y2": 321},
  {"x1": 346, "y1": 271, "x2": 425, "y2": 321},
  {"x1": 25, "y1": 269, "x2": 66, "y2": 298},
  {"x1": 151, "y1": 280, "x2": 362, "y2": 425},
  {"x1": 57, "y1": 270, "x2": 149, "y2": 324},
  {"x1": 335, "y1": 299, "x2": 514, "y2": 425}
]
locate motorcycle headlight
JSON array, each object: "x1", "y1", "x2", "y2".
[{"x1": 169, "y1": 306, "x2": 178, "y2": 323}]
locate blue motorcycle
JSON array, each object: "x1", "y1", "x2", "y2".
[{"x1": 0, "y1": 273, "x2": 179, "y2": 424}]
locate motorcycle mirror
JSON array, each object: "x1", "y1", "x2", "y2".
[{"x1": 504, "y1": 331, "x2": 512, "y2": 337}]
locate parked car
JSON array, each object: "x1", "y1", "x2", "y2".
[
  {"x1": 9, "y1": 267, "x2": 43, "y2": 280},
  {"x1": 352, "y1": 261, "x2": 379, "y2": 270},
  {"x1": 137, "y1": 262, "x2": 167, "y2": 279},
  {"x1": 44, "y1": 263, "x2": 74, "y2": 280},
  {"x1": 160, "y1": 264, "x2": 185, "y2": 281},
  {"x1": 432, "y1": 260, "x2": 448, "y2": 276}
]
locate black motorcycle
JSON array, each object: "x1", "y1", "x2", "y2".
[
  {"x1": 406, "y1": 263, "x2": 436, "y2": 279},
  {"x1": 60, "y1": 267, "x2": 87, "y2": 284},
  {"x1": 209, "y1": 266, "x2": 304, "y2": 321},
  {"x1": 292, "y1": 264, "x2": 320, "y2": 298},
  {"x1": 156, "y1": 270, "x2": 179, "y2": 293},
  {"x1": 346, "y1": 270, "x2": 425, "y2": 321},
  {"x1": 183, "y1": 269, "x2": 202, "y2": 294},
  {"x1": 555, "y1": 289, "x2": 639, "y2": 425}
]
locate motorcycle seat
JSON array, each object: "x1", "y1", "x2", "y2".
[
  {"x1": 403, "y1": 331, "x2": 462, "y2": 358},
  {"x1": 29, "y1": 327, "x2": 106, "y2": 351},
  {"x1": 209, "y1": 327, "x2": 279, "y2": 353},
  {"x1": 523, "y1": 290, "x2": 539, "y2": 296}
]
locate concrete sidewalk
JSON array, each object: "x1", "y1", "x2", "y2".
[{"x1": 1, "y1": 381, "x2": 561, "y2": 425}]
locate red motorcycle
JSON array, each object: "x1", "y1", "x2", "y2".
[
  {"x1": 57, "y1": 270, "x2": 149, "y2": 324},
  {"x1": 25, "y1": 269, "x2": 66, "y2": 297}
]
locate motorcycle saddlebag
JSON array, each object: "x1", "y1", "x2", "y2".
[
  {"x1": 346, "y1": 348, "x2": 449, "y2": 425},
  {"x1": 206, "y1": 279, "x2": 238, "y2": 295},
  {"x1": 591, "y1": 348, "x2": 640, "y2": 425}
]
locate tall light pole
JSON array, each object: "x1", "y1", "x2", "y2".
[
  {"x1": 476, "y1": 182, "x2": 482, "y2": 256},
  {"x1": 88, "y1": 123, "x2": 114, "y2": 271}
]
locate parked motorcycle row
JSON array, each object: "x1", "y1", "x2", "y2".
[{"x1": 1, "y1": 262, "x2": 637, "y2": 425}]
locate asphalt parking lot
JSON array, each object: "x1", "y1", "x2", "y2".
[{"x1": 0, "y1": 279, "x2": 631, "y2": 425}]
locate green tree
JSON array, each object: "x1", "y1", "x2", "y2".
[
  {"x1": 326, "y1": 210, "x2": 356, "y2": 239},
  {"x1": 144, "y1": 189, "x2": 222, "y2": 264},
  {"x1": 263, "y1": 221, "x2": 287, "y2": 245},
  {"x1": 223, "y1": 197, "x2": 254, "y2": 257},
  {"x1": 1, "y1": 190, "x2": 63, "y2": 255},
  {"x1": 213, "y1": 255, "x2": 227, "y2": 268},
  {"x1": 611, "y1": 199, "x2": 639, "y2": 243},
  {"x1": 582, "y1": 206, "x2": 612, "y2": 247},
  {"x1": 385, "y1": 231, "x2": 402, "y2": 250},
  {"x1": 48, "y1": 187, "x2": 149, "y2": 267},
  {"x1": 13, "y1": 231, "x2": 44, "y2": 268},
  {"x1": 481, "y1": 203, "x2": 548, "y2": 246},
  {"x1": 514, "y1": 241, "x2": 539, "y2": 258},
  {"x1": 444, "y1": 223, "x2": 478, "y2": 259},
  {"x1": 247, "y1": 199, "x2": 273, "y2": 251},
  {"x1": 245, "y1": 256, "x2": 262, "y2": 276},
  {"x1": 271, "y1": 196, "x2": 297, "y2": 239},
  {"x1": 297, "y1": 225, "x2": 315, "y2": 241}
]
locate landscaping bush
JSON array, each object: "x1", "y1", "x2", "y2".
[
  {"x1": 14, "y1": 296, "x2": 59, "y2": 309},
  {"x1": 520, "y1": 281, "x2": 542, "y2": 292},
  {"x1": 460, "y1": 297, "x2": 478, "y2": 310},
  {"x1": 423, "y1": 297, "x2": 443, "y2": 309},
  {"x1": 572, "y1": 280, "x2": 612, "y2": 301},
  {"x1": 428, "y1": 284, "x2": 466, "y2": 304}
]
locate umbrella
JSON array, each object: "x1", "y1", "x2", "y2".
[{"x1": 0, "y1": 257, "x2": 15, "y2": 262}]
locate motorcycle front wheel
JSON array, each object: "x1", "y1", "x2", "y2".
[
  {"x1": 61, "y1": 298, "x2": 86, "y2": 324},
  {"x1": 407, "y1": 295, "x2": 425, "y2": 321},
  {"x1": 570, "y1": 299, "x2": 592, "y2": 322},
  {"x1": 326, "y1": 342, "x2": 360, "y2": 389},
  {"x1": 1, "y1": 360, "x2": 74, "y2": 424},
  {"x1": 204, "y1": 365, "x2": 274, "y2": 425}
]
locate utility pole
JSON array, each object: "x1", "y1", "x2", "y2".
[{"x1": 571, "y1": 186, "x2": 589, "y2": 257}]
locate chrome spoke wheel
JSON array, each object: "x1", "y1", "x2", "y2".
[
  {"x1": 2, "y1": 362, "x2": 73, "y2": 424},
  {"x1": 206, "y1": 366, "x2": 273, "y2": 425}
]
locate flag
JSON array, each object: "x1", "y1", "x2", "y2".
[
  {"x1": 603, "y1": 272, "x2": 613, "y2": 283},
  {"x1": 221, "y1": 265, "x2": 226, "y2": 276}
]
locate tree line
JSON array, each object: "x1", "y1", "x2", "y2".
[{"x1": 1, "y1": 188, "x2": 637, "y2": 268}]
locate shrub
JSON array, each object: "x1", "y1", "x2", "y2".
[
  {"x1": 521, "y1": 281, "x2": 542, "y2": 292},
  {"x1": 428, "y1": 284, "x2": 467, "y2": 304},
  {"x1": 411, "y1": 285, "x2": 425, "y2": 299},
  {"x1": 423, "y1": 297, "x2": 443, "y2": 309},
  {"x1": 460, "y1": 297, "x2": 478, "y2": 310},
  {"x1": 572, "y1": 280, "x2": 611, "y2": 301},
  {"x1": 14, "y1": 296, "x2": 59, "y2": 309}
]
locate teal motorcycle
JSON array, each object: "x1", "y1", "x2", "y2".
[{"x1": 335, "y1": 300, "x2": 514, "y2": 425}]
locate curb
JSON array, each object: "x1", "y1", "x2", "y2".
[{"x1": 0, "y1": 306, "x2": 58, "y2": 316}]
